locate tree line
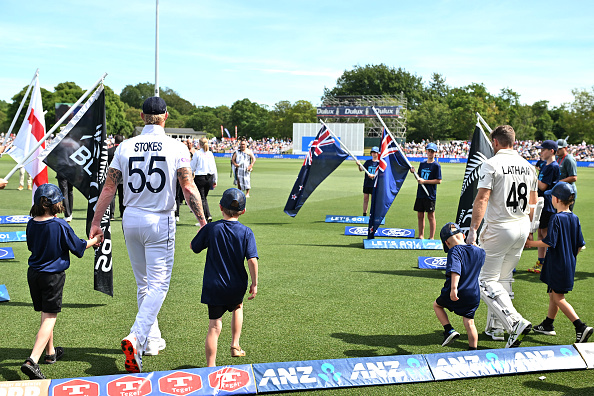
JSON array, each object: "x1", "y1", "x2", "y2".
[{"x1": 1, "y1": 64, "x2": 592, "y2": 143}]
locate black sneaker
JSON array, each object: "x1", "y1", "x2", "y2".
[
  {"x1": 21, "y1": 358, "x2": 46, "y2": 380},
  {"x1": 442, "y1": 329, "x2": 460, "y2": 346},
  {"x1": 533, "y1": 322, "x2": 556, "y2": 336},
  {"x1": 576, "y1": 326, "x2": 594, "y2": 343}
]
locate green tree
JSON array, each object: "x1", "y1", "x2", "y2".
[
  {"x1": 104, "y1": 85, "x2": 134, "y2": 137},
  {"x1": 268, "y1": 100, "x2": 316, "y2": 139},
  {"x1": 230, "y1": 98, "x2": 270, "y2": 139},
  {"x1": 559, "y1": 87, "x2": 594, "y2": 143},
  {"x1": 3, "y1": 85, "x2": 53, "y2": 133},
  {"x1": 425, "y1": 73, "x2": 450, "y2": 102},
  {"x1": 0, "y1": 100, "x2": 9, "y2": 134},
  {"x1": 120, "y1": 82, "x2": 154, "y2": 109},
  {"x1": 447, "y1": 83, "x2": 499, "y2": 140},
  {"x1": 531, "y1": 100, "x2": 554, "y2": 140},
  {"x1": 185, "y1": 107, "x2": 224, "y2": 137},
  {"x1": 407, "y1": 100, "x2": 452, "y2": 141}
]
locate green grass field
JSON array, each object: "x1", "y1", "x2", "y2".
[{"x1": 1, "y1": 155, "x2": 593, "y2": 394}]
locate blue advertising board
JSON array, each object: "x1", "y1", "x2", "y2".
[
  {"x1": 418, "y1": 256, "x2": 447, "y2": 269},
  {"x1": 253, "y1": 355, "x2": 432, "y2": 393},
  {"x1": 0, "y1": 284, "x2": 10, "y2": 302},
  {"x1": 0, "y1": 215, "x2": 31, "y2": 224},
  {"x1": 0, "y1": 247, "x2": 15, "y2": 260},
  {"x1": 326, "y1": 216, "x2": 385, "y2": 224},
  {"x1": 425, "y1": 345, "x2": 586, "y2": 380},
  {"x1": 345, "y1": 226, "x2": 415, "y2": 238},
  {"x1": 364, "y1": 239, "x2": 442, "y2": 250},
  {"x1": 0, "y1": 231, "x2": 26, "y2": 243}
]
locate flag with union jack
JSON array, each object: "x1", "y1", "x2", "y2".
[
  {"x1": 284, "y1": 125, "x2": 348, "y2": 217},
  {"x1": 368, "y1": 128, "x2": 410, "y2": 238}
]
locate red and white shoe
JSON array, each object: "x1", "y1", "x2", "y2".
[{"x1": 121, "y1": 334, "x2": 142, "y2": 373}]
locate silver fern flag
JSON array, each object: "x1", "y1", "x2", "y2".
[{"x1": 456, "y1": 121, "x2": 493, "y2": 237}]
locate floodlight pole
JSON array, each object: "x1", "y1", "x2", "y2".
[
  {"x1": 319, "y1": 120, "x2": 372, "y2": 177},
  {"x1": 2, "y1": 68, "x2": 39, "y2": 148},
  {"x1": 154, "y1": 0, "x2": 160, "y2": 97}
]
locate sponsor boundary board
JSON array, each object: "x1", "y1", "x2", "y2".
[
  {"x1": 574, "y1": 343, "x2": 594, "y2": 369},
  {"x1": 0, "y1": 247, "x2": 15, "y2": 260},
  {"x1": 0, "y1": 284, "x2": 10, "y2": 302},
  {"x1": 344, "y1": 226, "x2": 415, "y2": 238},
  {"x1": 425, "y1": 345, "x2": 586, "y2": 380},
  {"x1": 364, "y1": 239, "x2": 442, "y2": 250},
  {"x1": 0, "y1": 215, "x2": 31, "y2": 224},
  {"x1": 0, "y1": 379, "x2": 50, "y2": 396},
  {"x1": 0, "y1": 231, "x2": 26, "y2": 243},
  {"x1": 418, "y1": 256, "x2": 447, "y2": 269},
  {"x1": 325, "y1": 216, "x2": 385, "y2": 224}
]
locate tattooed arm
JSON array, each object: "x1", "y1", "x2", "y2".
[
  {"x1": 178, "y1": 166, "x2": 207, "y2": 227},
  {"x1": 90, "y1": 167, "x2": 121, "y2": 242}
]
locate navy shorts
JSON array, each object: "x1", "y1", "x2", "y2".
[
  {"x1": 208, "y1": 303, "x2": 242, "y2": 320},
  {"x1": 363, "y1": 186, "x2": 373, "y2": 194},
  {"x1": 539, "y1": 210, "x2": 554, "y2": 230},
  {"x1": 435, "y1": 294, "x2": 479, "y2": 319},
  {"x1": 547, "y1": 286, "x2": 570, "y2": 295},
  {"x1": 27, "y1": 268, "x2": 65, "y2": 313},
  {"x1": 414, "y1": 197, "x2": 436, "y2": 213}
]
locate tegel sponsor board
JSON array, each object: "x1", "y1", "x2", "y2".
[
  {"x1": 49, "y1": 365, "x2": 256, "y2": 396},
  {"x1": 0, "y1": 231, "x2": 26, "y2": 243},
  {"x1": 425, "y1": 345, "x2": 586, "y2": 380},
  {"x1": 253, "y1": 354, "x2": 432, "y2": 393},
  {"x1": 418, "y1": 256, "x2": 447, "y2": 269},
  {"x1": 364, "y1": 239, "x2": 442, "y2": 250},
  {"x1": 344, "y1": 227, "x2": 415, "y2": 238},
  {"x1": 0, "y1": 247, "x2": 15, "y2": 260},
  {"x1": 325, "y1": 216, "x2": 385, "y2": 224},
  {"x1": 0, "y1": 215, "x2": 31, "y2": 224}
]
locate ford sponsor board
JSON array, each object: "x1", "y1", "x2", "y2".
[
  {"x1": 418, "y1": 257, "x2": 447, "y2": 270},
  {"x1": 364, "y1": 239, "x2": 442, "y2": 250},
  {"x1": 344, "y1": 227, "x2": 414, "y2": 238}
]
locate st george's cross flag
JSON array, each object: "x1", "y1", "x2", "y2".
[
  {"x1": 455, "y1": 121, "x2": 493, "y2": 237},
  {"x1": 38, "y1": 85, "x2": 113, "y2": 296},
  {"x1": 284, "y1": 125, "x2": 348, "y2": 216},
  {"x1": 8, "y1": 76, "x2": 48, "y2": 199},
  {"x1": 367, "y1": 128, "x2": 410, "y2": 239}
]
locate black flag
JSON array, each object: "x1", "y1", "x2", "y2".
[
  {"x1": 39, "y1": 85, "x2": 113, "y2": 296},
  {"x1": 455, "y1": 121, "x2": 494, "y2": 237}
]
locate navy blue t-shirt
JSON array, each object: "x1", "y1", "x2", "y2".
[
  {"x1": 416, "y1": 161, "x2": 441, "y2": 200},
  {"x1": 541, "y1": 211, "x2": 585, "y2": 292},
  {"x1": 538, "y1": 161, "x2": 560, "y2": 213},
  {"x1": 441, "y1": 244, "x2": 485, "y2": 306},
  {"x1": 362, "y1": 159, "x2": 379, "y2": 188},
  {"x1": 191, "y1": 219, "x2": 258, "y2": 305},
  {"x1": 26, "y1": 217, "x2": 87, "y2": 273}
]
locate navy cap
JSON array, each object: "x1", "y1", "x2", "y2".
[
  {"x1": 142, "y1": 96, "x2": 167, "y2": 115},
  {"x1": 34, "y1": 183, "x2": 64, "y2": 206},
  {"x1": 440, "y1": 222, "x2": 462, "y2": 253},
  {"x1": 545, "y1": 181, "x2": 576, "y2": 201},
  {"x1": 370, "y1": 146, "x2": 380, "y2": 154},
  {"x1": 426, "y1": 143, "x2": 438, "y2": 151},
  {"x1": 556, "y1": 139, "x2": 568, "y2": 148},
  {"x1": 536, "y1": 140, "x2": 558, "y2": 151},
  {"x1": 220, "y1": 188, "x2": 246, "y2": 211}
]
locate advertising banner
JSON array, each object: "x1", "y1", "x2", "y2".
[
  {"x1": 345, "y1": 226, "x2": 415, "y2": 238},
  {"x1": 1, "y1": 379, "x2": 50, "y2": 396},
  {"x1": 574, "y1": 343, "x2": 594, "y2": 369},
  {"x1": 326, "y1": 216, "x2": 385, "y2": 224},
  {"x1": 364, "y1": 239, "x2": 442, "y2": 250},
  {"x1": 418, "y1": 257, "x2": 447, "y2": 270},
  {"x1": 0, "y1": 247, "x2": 15, "y2": 260},
  {"x1": 0, "y1": 215, "x2": 31, "y2": 224},
  {"x1": 0, "y1": 231, "x2": 26, "y2": 243}
]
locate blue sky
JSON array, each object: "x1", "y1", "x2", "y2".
[{"x1": 1, "y1": 0, "x2": 592, "y2": 109}]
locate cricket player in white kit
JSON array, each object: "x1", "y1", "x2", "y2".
[
  {"x1": 467, "y1": 125, "x2": 538, "y2": 348},
  {"x1": 90, "y1": 97, "x2": 207, "y2": 373}
]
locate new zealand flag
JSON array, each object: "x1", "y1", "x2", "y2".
[
  {"x1": 284, "y1": 125, "x2": 348, "y2": 217},
  {"x1": 368, "y1": 128, "x2": 410, "y2": 239}
]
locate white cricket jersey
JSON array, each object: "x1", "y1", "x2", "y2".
[
  {"x1": 478, "y1": 149, "x2": 538, "y2": 224},
  {"x1": 110, "y1": 125, "x2": 191, "y2": 212}
]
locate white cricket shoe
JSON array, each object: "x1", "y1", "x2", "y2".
[
  {"x1": 506, "y1": 319, "x2": 532, "y2": 348},
  {"x1": 485, "y1": 328, "x2": 505, "y2": 341},
  {"x1": 144, "y1": 338, "x2": 166, "y2": 356},
  {"x1": 121, "y1": 333, "x2": 143, "y2": 373}
]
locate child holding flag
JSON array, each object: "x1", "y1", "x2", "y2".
[
  {"x1": 359, "y1": 146, "x2": 379, "y2": 216},
  {"x1": 410, "y1": 143, "x2": 442, "y2": 239}
]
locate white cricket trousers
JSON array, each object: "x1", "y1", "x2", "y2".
[
  {"x1": 123, "y1": 207, "x2": 176, "y2": 348},
  {"x1": 479, "y1": 217, "x2": 531, "y2": 330}
]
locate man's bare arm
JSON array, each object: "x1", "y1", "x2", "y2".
[
  {"x1": 178, "y1": 167, "x2": 207, "y2": 227},
  {"x1": 89, "y1": 167, "x2": 121, "y2": 241}
]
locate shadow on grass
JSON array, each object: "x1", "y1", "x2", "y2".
[
  {"x1": 361, "y1": 269, "x2": 444, "y2": 280},
  {"x1": 2, "y1": 301, "x2": 106, "y2": 309},
  {"x1": 523, "y1": 379, "x2": 594, "y2": 394},
  {"x1": 514, "y1": 270, "x2": 594, "y2": 283},
  {"x1": 0, "y1": 347, "x2": 119, "y2": 380},
  {"x1": 291, "y1": 242, "x2": 363, "y2": 249}
]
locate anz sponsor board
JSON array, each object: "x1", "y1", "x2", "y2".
[
  {"x1": 0, "y1": 248, "x2": 15, "y2": 260},
  {"x1": 0, "y1": 231, "x2": 26, "y2": 243},
  {"x1": 425, "y1": 345, "x2": 585, "y2": 380},
  {"x1": 253, "y1": 355, "x2": 432, "y2": 393},
  {"x1": 418, "y1": 256, "x2": 447, "y2": 270},
  {"x1": 573, "y1": 343, "x2": 594, "y2": 369},
  {"x1": 0, "y1": 215, "x2": 31, "y2": 224},
  {"x1": 325, "y1": 216, "x2": 385, "y2": 224},
  {"x1": 364, "y1": 239, "x2": 442, "y2": 250},
  {"x1": 344, "y1": 227, "x2": 415, "y2": 238},
  {"x1": 49, "y1": 365, "x2": 256, "y2": 396}
]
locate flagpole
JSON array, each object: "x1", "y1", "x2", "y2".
[
  {"x1": 4, "y1": 73, "x2": 108, "y2": 181},
  {"x1": 476, "y1": 112, "x2": 492, "y2": 133},
  {"x1": 371, "y1": 107, "x2": 429, "y2": 196},
  {"x1": 319, "y1": 120, "x2": 372, "y2": 177},
  {"x1": 1, "y1": 69, "x2": 39, "y2": 149},
  {"x1": 475, "y1": 119, "x2": 493, "y2": 148},
  {"x1": 154, "y1": 0, "x2": 159, "y2": 97}
]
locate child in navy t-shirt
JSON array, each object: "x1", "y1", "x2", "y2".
[
  {"x1": 525, "y1": 182, "x2": 592, "y2": 343},
  {"x1": 191, "y1": 188, "x2": 259, "y2": 367},
  {"x1": 434, "y1": 222, "x2": 485, "y2": 350}
]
